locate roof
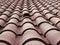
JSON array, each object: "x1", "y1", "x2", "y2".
[{"x1": 0, "y1": 0, "x2": 60, "y2": 45}]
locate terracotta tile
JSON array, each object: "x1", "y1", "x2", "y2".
[
  {"x1": 45, "y1": 13, "x2": 55, "y2": 20},
  {"x1": 30, "y1": 7, "x2": 37, "y2": 12},
  {"x1": 46, "y1": 5, "x2": 51, "y2": 8},
  {"x1": 0, "y1": 31, "x2": 16, "y2": 45},
  {"x1": 10, "y1": 14, "x2": 19, "y2": 20},
  {"x1": 39, "y1": 21, "x2": 57, "y2": 34},
  {"x1": 15, "y1": 8, "x2": 20, "y2": 12},
  {"x1": 50, "y1": 17, "x2": 60, "y2": 28},
  {"x1": 1, "y1": 6, "x2": 6, "y2": 10},
  {"x1": 20, "y1": 23, "x2": 35, "y2": 34},
  {"x1": 16, "y1": 5, "x2": 22, "y2": 9},
  {"x1": 6, "y1": 8, "x2": 13, "y2": 13},
  {"x1": 35, "y1": 17, "x2": 47, "y2": 25},
  {"x1": 42, "y1": 10, "x2": 49, "y2": 15},
  {"x1": 31, "y1": 13, "x2": 42, "y2": 20},
  {"x1": 51, "y1": 18, "x2": 60, "y2": 24},
  {"x1": 13, "y1": 11, "x2": 20, "y2": 15},
  {"x1": 39, "y1": 7, "x2": 46, "y2": 12},
  {"x1": 0, "y1": 20, "x2": 5, "y2": 27},
  {"x1": 51, "y1": 9, "x2": 59, "y2": 14},
  {"x1": 20, "y1": 18, "x2": 32, "y2": 25},
  {"x1": 2, "y1": 24, "x2": 17, "y2": 33},
  {"x1": 30, "y1": 10, "x2": 39, "y2": 16},
  {"x1": 0, "y1": 15, "x2": 8, "y2": 20},
  {"x1": 48, "y1": 6, "x2": 55, "y2": 11},
  {"x1": 44, "y1": 3, "x2": 48, "y2": 6},
  {"x1": 0, "y1": 8, "x2": 5, "y2": 13},
  {"x1": 46, "y1": 30, "x2": 60, "y2": 45},
  {"x1": 38, "y1": 5, "x2": 42, "y2": 9},
  {"x1": 7, "y1": 19, "x2": 18, "y2": 25},
  {"x1": 36, "y1": 2, "x2": 40, "y2": 5},
  {"x1": 3, "y1": 11, "x2": 11, "y2": 16},
  {"x1": 21, "y1": 30, "x2": 47, "y2": 45}
]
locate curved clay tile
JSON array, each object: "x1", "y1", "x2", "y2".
[
  {"x1": 45, "y1": 13, "x2": 55, "y2": 20},
  {"x1": 29, "y1": 5, "x2": 35, "y2": 10},
  {"x1": 2, "y1": 24, "x2": 18, "y2": 35},
  {"x1": 1, "y1": 6, "x2": 6, "y2": 10},
  {"x1": 51, "y1": 9, "x2": 59, "y2": 14},
  {"x1": 50, "y1": 17, "x2": 60, "y2": 28},
  {"x1": 45, "y1": 5, "x2": 51, "y2": 8},
  {"x1": 48, "y1": 6, "x2": 55, "y2": 11},
  {"x1": 7, "y1": 18, "x2": 18, "y2": 25},
  {"x1": 35, "y1": 17, "x2": 47, "y2": 25},
  {"x1": 38, "y1": 5, "x2": 42, "y2": 9},
  {"x1": 0, "y1": 31, "x2": 16, "y2": 45},
  {"x1": 29, "y1": 7, "x2": 37, "y2": 12},
  {"x1": 40, "y1": 22, "x2": 57, "y2": 35},
  {"x1": 20, "y1": 23, "x2": 36, "y2": 34},
  {"x1": 20, "y1": 18, "x2": 32, "y2": 25},
  {"x1": 39, "y1": 7, "x2": 46, "y2": 12},
  {"x1": 30, "y1": 10, "x2": 39, "y2": 16},
  {"x1": 10, "y1": 14, "x2": 19, "y2": 20},
  {"x1": 6, "y1": 8, "x2": 13, "y2": 13},
  {"x1": 42, "y1": 10, "x2": 49, "y2": 15},
  {"x1": 13, "y1": 11, "x2": 20, "y2": 15},
  {"x1": 46, "y1": 30, "x2": 60, "y2": 45},
  {"x1": 0, "y1": 8, "x2": 5, "y2": 13},
  {"x1": 31, "y1": 13, "x2": 42, "y2": 20},
  {"x1": 3, "y1": 11, "x2": 11, "y2": 16},
  {"x1": 0, "y1": 15, "x2": 8, "y2": 20},
  {"x1": 0, "y1": 15, "x2": 7, "y2": 27},
  {"x1": 21, "y1": 30, "x2": 47, "y2": 45},
  {"x1": 14, "y1": 8, "x2": 21, "y2": 12},
  {"x1": 0, "y1": 19, "x2": 5, "y2": 28}
]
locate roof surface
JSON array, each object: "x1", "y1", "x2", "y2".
[{"x1": 0, "y1": 0, "x2": 60, "y2": 45}]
